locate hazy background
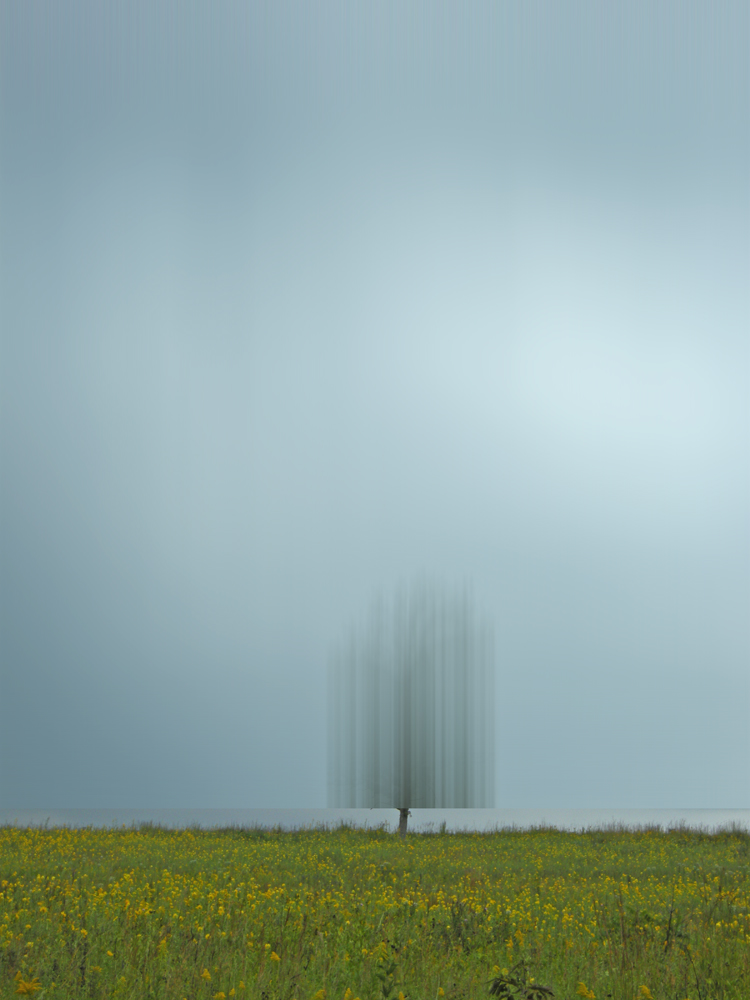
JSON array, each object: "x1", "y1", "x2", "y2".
[{"x1": 1, "y1": 1, "x2": 748, "y2": 811}]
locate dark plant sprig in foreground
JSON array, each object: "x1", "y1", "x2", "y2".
[{"x1": 489, "y1": 960, "x2": 555, "y2": 999}]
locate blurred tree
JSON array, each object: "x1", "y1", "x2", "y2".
[{"x1": 328, "y1": 582, "x2": 494, "y2": 837}]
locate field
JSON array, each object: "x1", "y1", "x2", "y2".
[{"x1": 1, "y1": 824, "x2": 748, "y2": 1000}]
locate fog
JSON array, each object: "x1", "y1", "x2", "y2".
[{"x1": 1, "y1": 1, "x2": 748, "y2": 810}]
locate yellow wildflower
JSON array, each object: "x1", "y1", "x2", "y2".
[
  {"x1": 576, "y1": 985, "x2": 595, "y2": 1000},
  {"x1": 201, "y1": 969, "x2": 212, "y2": 981},
  {"x1": 271, "y1": 951, "x2": 280, "y2": 962},
  {"x1": 639, "y1": 990, "x2": 654, "y2": 1000},
  {"x1": 15, "y1": 978, "x2": 42, "y2": 996}
]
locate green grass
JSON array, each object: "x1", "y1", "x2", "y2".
[{"x1": 1, "y1": 823, "x2": 748, "y2": 999}]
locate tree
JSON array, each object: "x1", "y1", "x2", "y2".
[{"x1": 327, "y1": 582, "x2": 495, "y2": 837}]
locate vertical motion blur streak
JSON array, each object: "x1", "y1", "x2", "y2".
[{"x1": 328, "y1": 583, "x2": 494, "y2": 809}]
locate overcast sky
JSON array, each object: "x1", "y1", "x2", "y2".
[{"x1": 1, "y1": 1, "x2": 748, "y2": 810}]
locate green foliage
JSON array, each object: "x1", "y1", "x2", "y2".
[{"x1": 0, "y1": 823, "x2": 748, "y2": 999}]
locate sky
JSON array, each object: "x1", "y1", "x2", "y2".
[{"x1": 1, "y1": 1, "x2": 748, "y2": 810}]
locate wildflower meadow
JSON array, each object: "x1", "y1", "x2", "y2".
[{"x1": 1, "y1": 823, "x2": 748, "y2": 999}]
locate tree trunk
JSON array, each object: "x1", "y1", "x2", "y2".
[{"x1": 398, "y1": 807, "x2": 410, "y2": 839}]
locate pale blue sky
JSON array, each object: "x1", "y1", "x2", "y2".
[{"x1": 1, "y1": 1, "x2": 748, "y2": 809}]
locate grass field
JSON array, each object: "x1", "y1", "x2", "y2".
[{"x1": 1, "y1": 823, "x2": 748, "y2": 999}]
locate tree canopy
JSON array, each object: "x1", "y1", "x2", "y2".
[{"x1": 328, "y1": 582, "x2": 495, "y2": 811}]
